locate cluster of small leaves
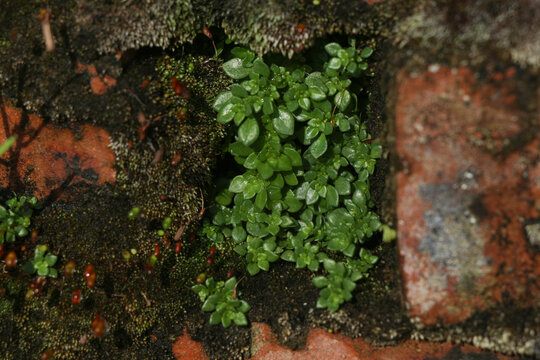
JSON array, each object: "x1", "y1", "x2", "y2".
[
  {"x1": 22, "y1": 245, "x2": 58, "y2": 278},
  {"x1": 204, "y1": 41, "x2": 381, "y2": 316},
  {"x1": 0, "y1": 195, "x2": 39, "y2": 244},
  {"x1": 192, "y1": 277, "x2": 250, "y2": 328}
]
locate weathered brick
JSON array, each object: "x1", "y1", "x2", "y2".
[
  {"x1": 395, "y1": 65, "x2": 540, "y2": 325},
  {"x1": 0, "y1": 101, "x2": 116, "y2": 198}
]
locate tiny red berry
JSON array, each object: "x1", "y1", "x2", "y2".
[
  {"x1": 91, "y1": 313, "x2": 107, "y2": 337},
  {"x1": 5, "y1": 251, "x2": 17, "y2": 268},
  {"x1": 174, "y1": 241, "x2": 182, "y2": 255},
  {"x1": 145, "y1": 261, "x2": 154, "y2": 276},
  {"x1": 202, "y1": 26, "x2": 213, "y2": 39},
  {"x1": 41, "y1": 349, "x2": 54, "y2": 360},
  {"x1": 171, "y1": 152, "x2": 182, "y2": 166},
  {"x1": 86, "y1": 272, "x2": 96, "y2": 289},
  {"x1": 195, "y1": 273, "x2": 206, "y2": 284},
  {"x1": 72, "y1": 289, "x2": 82, "y2": 304},
  {"x1": 83, "y1": 265, "x2": 95, "y2": 279},
  {"x1": 64, "y1": 260, "x2": 76, "y2": 276}
]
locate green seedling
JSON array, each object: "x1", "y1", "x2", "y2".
[
  {"x1": 23, "y1": 245, "x2": 58, "y2": 278},
  {"x1": 0, "y1": 194, "x2": 39, "y2": 244},
  {"x1": 192, "y1": 277, "x2": 250, "y2": 328}
]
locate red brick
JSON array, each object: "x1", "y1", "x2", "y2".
[
  {"x1": 172, "y1": 328, "x2": 208, "y2": 360},
  {"x1": 395, "y1": 65, "x2": 540, "y2": 325},
  {"x1": 0, "y1": 102, "x2": 116, "y2": 198},
  {"x1": 248, "y1": 323, "x2": 511, "y2": 360}
]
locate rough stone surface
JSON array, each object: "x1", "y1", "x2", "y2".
[
  {"x1": 395, "y1": 65, "x2": 540, "y2": 325},
  {"x1": 0, "y1": 102, "x2": 116, "y2": 198}
]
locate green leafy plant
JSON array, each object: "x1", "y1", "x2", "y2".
[
  {"x1": 0, "y1": 195, "x2": 39, "y2": 244},
  {"x1": 22, "y1": 245, "x2": 58, "y2": 278},
  {"x1": 192, "y1": 277, "x2": 250, "y2": 328},
  {"x1": 202, "y1": 40, "x2": 381, "y2": 323}
]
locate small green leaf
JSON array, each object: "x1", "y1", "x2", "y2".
[
  {"x1": 306, "y1": 187, "x2": 320, "y2": 205},
  {"x1": 263, "y1": 97, "x2": 274, "y2": 115},
  {"x1": 37, "y1": 263, "x2": 49, "y2": 276},
  {"x1": 284, "y1": 172, "x2": 298, "y2": 186},
  {"x1": 312, "y1": 276, "x2": 328, "y2": 288},
  {"x1": 327, "y1": 57, "x2": 342, "y2": 70},
  {"x1": 309, "y1": 87, "x2": 326, "y2": 101},
  {"x1": 244, "y1": 181, "x2": 262, "y2": 199},
  {"x1": 253, "y1": 58, "x2": 270, "y2": 77},
  {"x1": 230, "y1": 142, "x2": 253, "y2": 157},
  {"x1": 334, "y1": 177, "x2": 351, "y2": 195},
  {"x1": 15, "y1": 226, "x2": 28, "y2": 238},
  {"x1": 256, "y1": 161, "x2": 274, "y2": 180},
  {"x1": 247, "y1": 263, "x2": 260, "y2": 275},
  {"x1": 45, "y1": 254, "x2": 57, "y2": 266},
  {"x1": 335, "y1": 90, "x2": 351, "y2": 112},
  {"x1": 281, "y1": 250, "x2": 295, "y2": 262},
  {"x1": 325, "y1": 42, "x2": 342, "y2": 56},
  {"x1": 209, "y1": 311, "x2": 221, "y2": 324},
  {"x1": 217, "y1": 103, "x2": 236, "y2": 123},
  {"x1": 361, "y1": 47, "x2": 373, "y2": 58},
  {"x1": 283, "y1": 147, "x2": 302, "y2": 167},
  {"x1": 244, "y1": 153, "x2": 258, "y2": 169},
  {"x1": 229, "y1": 175, "x2": 247, "y2": 193},
  {"x1": 286, "y1": 100, "x2": 299, "y2": 112},
  {"x1": 284, "y1": 191, "x2": 303, "y2": 212},
  {"x1": 216, "y1": 189, "x2": 233, "y2": 206},
  {"x1": 223, "y1": 58, "x2": 251, "y2": 79},
  {"x1": 255, "y1": 189, "x2": 267, "y2": 210},
  {"x1": 298, "y1": 97, "x2": 311, "y2": 110},
  {"x1": 238, "y1": 118, "x2": 260, "y2": 146},
  {"x1": 234, "y1": 312, "x2": 248, "y2": 326},
  {"x1": 326, "y1": 185, "x2": 339, "y2": 207},
  {"x1": 231, "y1": 84, "x2": 248, "y2": 98},
  {"x1": 273, "y1": 108, "x2": 295, "y2": 136},
  {"x1": 222, "y1": 315, "x2": 232, "y2": 328},
  {"x1": 308, "y1": 134, "x2": 328, "y2": 159},
  {"x1": 258, "y1": 259, "x2": 270, "y2": 271},
  {"x1": 48, "y1": 268, "x2": 58, "y2": 278},
  {"x1": 213, "y1": 91, "x2": 233, "y2": 112},
  {"x1": 276, "y1": 154, "x2": 292, "y2": 171},
  {"x1": 232, "y1": 226, "x2": 247, "y2": 243}
]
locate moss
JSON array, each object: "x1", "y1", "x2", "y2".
[
  {"x1": 0, "y1": 49, "x2": 233, "y2": 358},
  {"x1": 392, "y1": 0, "x2": 540, "y2": 70},
  {"x1": 111, "y1": 54, "x2": 230, "y2": 227}
]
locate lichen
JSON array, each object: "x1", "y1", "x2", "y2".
[{"x1": 393, "y1": 0, "x2": 540, "y2": 70}]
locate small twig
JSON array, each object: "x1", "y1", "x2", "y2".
[
  {"x1": 141, "y1": 291, "x2": 152, "y2": 307},
  {"x1": 231, "y1": 275, "x2": 245, "y2": 300},
  {"x1": 152, "y1": 146, "x2": 164, "y2": 164},
  {"x1": 38, "y1": 8, "x2": 55, "y2": 52},
  {"x1": 198, "y1": 188, "x2": 206, "y2": 220},
  {"x1": 174, "y1": 223, "x2": 186, "y2": 241}
]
